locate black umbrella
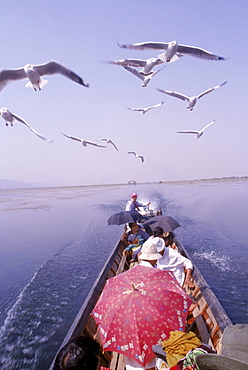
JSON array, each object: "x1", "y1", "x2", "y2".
[
  {"x1": 107, "y1": 211, "x2": 144, "y2": 225},
  {"x1": 143, "y1": 215, "x2": 180, "y2": 234}
]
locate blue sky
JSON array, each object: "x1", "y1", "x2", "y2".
[{"x1": 0, "y1": 0, "x2": 247, "y2": 186}]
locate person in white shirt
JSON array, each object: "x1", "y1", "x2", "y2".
[
  {"x1": 125, "y1": 193, "x2": 151, "y2": 212},
  {"x1": 151, "y1": 227, "x2": 194, "y2": 288}
]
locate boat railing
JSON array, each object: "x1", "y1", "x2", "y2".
[{"x1": 175, "y1": 236, "x2": 232, "y2": 352}]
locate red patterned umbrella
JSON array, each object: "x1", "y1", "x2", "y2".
[{"x1": 91, "y1": 265, "x2": 192, "y2": 366}]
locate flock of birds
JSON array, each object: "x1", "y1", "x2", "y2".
[
  {"x1": 0, "y1": 39, "x2": 227, "y2": 163},
  {"x1": 106, "y1": 40, "x2": 227, "y2": 161}
]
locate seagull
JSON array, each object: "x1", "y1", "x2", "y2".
[
  {"x1": 118, "y1": 40, "x2": 226, "y2": 63},
  {"x1": 61, "y1": 133, "x2": 106, "y2": 147},
  {"x1": 97, "y1": 138, "x2": 118, "y2": 151},
  {"x1": 0, "y1": 60, "x2": 90, "y2": 91},
  {"x1": 0, "y1": 107, "x2": 53, "y2": 142},
  {"x1": 123, "y1": 66, "x2": 164, "y2": 87},
  {"x1": 157, "y1": 81, "x2": 227, "y2": 111},
  {"x1": 106, "y1": 57, "x2": 163, "y2": 75},
  {"x1": 177, "y1": 120, "x2": 215, "y2": 139},
  {"x1": 127, "y1": 151, "x2": 144, "y2": 162},
  {"x1": 127, "y1": 101, "x2": 165, "y2": 115}
]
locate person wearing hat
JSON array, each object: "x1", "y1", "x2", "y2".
[
  {"x1": 156, "y1": 231, "x2": 194, "y2": 288},
  {"x1": 125, "y1": 193, "x2": 151, "y2": 212},
  {"x1": 138, "y1": 238, "x2": 163, "y2": 267}
]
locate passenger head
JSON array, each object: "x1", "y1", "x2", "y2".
[
  {"x1": 153, "y1": 226, "x2": 164, "y2": 237},
  {"x1": 53, "y1": 335, "x2": 101, "y2": 370},
  {"x1": 139, "y1": 238, "x2": 163, "y2": 266},
  {"x1": 128, "y1": 222, "x2": 140, "y2": 233},
  {"x1": 163, "y1": 232, "x2": 174, "y2": 246},
  {"x1": 152, "y1": 236, "x2": 165, "y2": 254}
]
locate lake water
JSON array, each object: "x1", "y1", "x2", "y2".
[{"x1": 0, "y1": 180, "x2": 247, "y2": 369}]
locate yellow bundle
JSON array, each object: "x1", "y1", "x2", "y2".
[{"x1": 162, "y1": 331, "x2": 201, "y2": 367}]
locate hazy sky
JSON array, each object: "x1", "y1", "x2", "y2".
[{"x1": 0, "y1": 0, "x2": 247, "y2": 186}]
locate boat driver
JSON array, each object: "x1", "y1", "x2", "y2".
[{"x1": 125, "y1": 193, "x2": 151, "y2": 212}]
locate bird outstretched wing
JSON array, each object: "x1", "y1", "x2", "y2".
[
  {"x1": 12, "y1": 113, "x2": 53, "y2": 142},
  {"x1": 36, "y1": 61, "x2": 90, "y2": 87},
  {"x1": 157, "y1": 88, "x2": 189, "y2": 102},
  {"x1": 61, "y1": 132, "x2": 83, "y2": 142},
  {"x1": 0, "y1": 68, "x2": 27, "y2": 91}
]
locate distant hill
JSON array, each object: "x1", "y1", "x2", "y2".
[{"x1": 0, "y1": 179, "x2": 40, "y2": 190}]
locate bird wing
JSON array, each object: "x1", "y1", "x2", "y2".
[
  {"x1": 98, "y1": 138, "x2": 118, "y2": 150},
  {"x1": 157, "y1": 88, "x2": 189, "y2": 102},
  {"x1": 0, "y1": 68, "x2": 26, "y2": 91},
  {"x1": 177, "y1": 130, "x2": 199, "y2": 134},
  {"x1": 61, "y1": 132, "x2": 83, "y2": 142},
  {"x1": 138, "y1": 155, "x2": 144, "y2": 162},
  {"x1": 108, "y1": 59, "x2": 147, "y2": 67},
  {"x1": 118, "y1": 41, "x2": 168, "y2": 51},
  {"x1": 12, "y1": 113, "x2": 53, "y2": 142},
  {"x1": 35, "y1": 61, "x2": 90, "y2": 87},
  {"x1": 123, "y1": 66, "x2": 144, "y2": 81},
  {"x1": 109, "y1": 140, "x2": 118, "y2": 151},
  {"x1": 127, "y1": 107, "x2": 144, "y2": 112},
  {"x1": 197, "y1": 81, "x2": 227, "y2": 99},
  {"x1": 85, "y1": 140, "x2": 106, "y2": 147},
  {"x1": 147, "y1": 101, "x2": 165, "y2": 110},
  {"x1": 200, "y1": 120, "x2": 215, "y2": 132},
  {"x1": 177, "y1": 44, "x2": 226, "y2": 61},
  {"x1": 127, "y1": 151, "x2": 136, "y2": 155}
]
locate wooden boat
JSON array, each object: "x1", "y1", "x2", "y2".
[{"x1": 49, "y1": 234, "x2": 232, "y2": 369}]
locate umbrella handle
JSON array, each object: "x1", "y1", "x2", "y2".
[{"x1": 131, "y1": 282, "x2": 139, "y2": 291}]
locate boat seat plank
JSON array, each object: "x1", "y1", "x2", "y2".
[{"x1": 110, "y1": 352, "x2": 125, "y2": 370}]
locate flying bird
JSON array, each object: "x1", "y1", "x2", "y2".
[
  {"x1": 106, "y1": 57, "x2": 163, "y2": 75},
  {"x1": 61, "y1": 133, "x2": 106, "y2": 147},
  {"x1": 0, "y1": 107, "x2": 53, "y2": 142},
  {"x1": 127, "y1": 151, "x2": 144, "y2": 162},
  {"x1": 157, "y1": 81, "x2": 227, "y2": 111},
  {"x1": 123, "y1": 66, "x2": 164, "y2": 87},
  {"x1": 97, "y1": 138, "x2": 118, "y2": 151},
  {"x1": 118, "y1": 40, "x2": 226, "y2": 63},
  {"x1": 127, "y1": 101, "x2": 165, "y2": 115},
  {"x1": 177, "y1": 120, "x2": 215, "y2": 139},
  {"x1": 0, "y1": 60, "x2": 90, "y2": 91}
]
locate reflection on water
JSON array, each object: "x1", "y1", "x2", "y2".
[{"x1": 0, "y1": 181, "x2": 247, "y2": 369}]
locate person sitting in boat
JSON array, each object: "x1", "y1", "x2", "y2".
[
  {"x1": 121, "y1": 222, "x2": 150, "y2": 247},
  {"x1": 134, "y1": 227, "x2": 165, "y2": 263},
  {"x1": 125, "y1": 193, "x2": 151, "y2": 212},
  {"x1": 138, "y1": 237, "x2": 163, "y2": 268},
  {"x1": 154, "y1": 231, "x2": 195, "y2": 288},
  {"x1": 53, "y1": 335, "x2": 101, "y2": 370},
  {"x1": 163, "y1": 231, "x2": 179, "y2": 251},
  {"x1": 123, "y1": 234, "x2": 144, "y2": 262}
]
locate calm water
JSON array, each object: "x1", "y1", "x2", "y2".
[{"x1": 0, "y1": 180, "x2": 247, "y2": 369}]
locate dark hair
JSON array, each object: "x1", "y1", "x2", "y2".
[
  {"x1": 53, "y1": 335, "x2": 101, "y2": 370},
  {"x1": 153, "y1": 227, "x2": 164, "y2": 237},
  {"x1": 163, "y1": 231, "x2": 174, "y2": 241},
  {"x1": 128, "y1": 222, "x2": 139, "y2": 228}
]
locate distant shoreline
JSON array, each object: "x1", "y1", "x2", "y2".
[{"x1": 0, "y1": 176, "x2": 247, "y2": 192}]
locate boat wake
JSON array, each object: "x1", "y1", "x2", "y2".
[
  {"x1": 0, "y1": 243, "x2": 89, "y2": 370},
  {"x1": 193, "y1": 250, "x2": 231, "y2": 272}
]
